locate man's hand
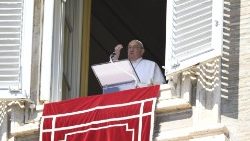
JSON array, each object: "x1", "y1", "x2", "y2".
[{"x1": 113, "y1": 44, "x2": 123, "y2": 60}]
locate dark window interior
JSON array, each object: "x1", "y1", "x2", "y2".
[{"x1": 88, "y1": 0, "x2": 167, "y2": 95}]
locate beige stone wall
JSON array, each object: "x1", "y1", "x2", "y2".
[
  {"x1": 221, "y1": 0, "x2": 250, "y2": 140},
  {"x1": 30, "y1": 0, "x2": 43, "y2": 104}
]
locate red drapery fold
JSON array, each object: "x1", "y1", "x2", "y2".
[{"x1": 40, "y1": 85, "x2": 159, "y2": 141}]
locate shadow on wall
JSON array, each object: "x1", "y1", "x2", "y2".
[
  {"x1": 197, "y1": 58, "x2": 221, "y2": 111},
  {"x1": 221, "y1": 0, "x2": 240, "y2": 119},
  {"x1": 193, "y1": 0, "x2": 240, "y2": 119}
]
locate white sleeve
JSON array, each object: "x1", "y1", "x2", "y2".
[{"x1": 152, "y1": 63, "x2": 166, "y2": 84}]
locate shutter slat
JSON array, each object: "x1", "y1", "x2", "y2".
[
  {"x1": 0, "y1": 15, "x2": 21, "y2": 20},
  {"x1": 0, "y1": 0, "x2": 22, "y2": 2},
  {"x1": 0, "y1": 50, "x2": 20, "y2": 55},
  {"x1": 0, "y1": 9, "x2": 22, "y2": 14},
  {"x1": 0, "y1": 61, "x2": 20, "y2": 68},
  {"x1": 0, "y1": 57, "x2": 19, "y2": 63},
  {"x1": 0, "y1": 0, "x2": 22, "y2": 88},
  {"x1": 0, "y1": 39, "x2": 20, "y2": 44},
  {"x1": 0, "y1": 33, "x2": 20, "y2": 38},
  {"x1": 0, "y1": 45, "x2": 19, "y2": 49},
  {"x1": 0, "y1": 75, "x2": 19, "y2": 80},
  {"x1": 0, "y1": 27, "x2": 21, "y2": 33},
  {"x1": 0, "y1": 69, "x2": 19, "y2": 75},
  {"x1": 0, "y1": 21, "x2": 21, "y2": 27},
  {"x1": 0, "y1": 3, "x2": 22, "y2": 9}
]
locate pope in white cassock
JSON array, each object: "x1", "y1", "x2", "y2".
[{"x1": 113, "y1": 40, "x2": 166, "y2": 86}]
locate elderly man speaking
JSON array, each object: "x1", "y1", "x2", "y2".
[{"x1": 112, "y1": 40, "x2": 166, "y2": 86}]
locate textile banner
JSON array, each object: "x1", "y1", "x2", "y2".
[{"x1": 40, "y1": 85, "x2": 159, "y2": 141}]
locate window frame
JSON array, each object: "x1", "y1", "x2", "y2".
[{"x1": 40, "y1": 0, "x2": 83, "y2": 102}]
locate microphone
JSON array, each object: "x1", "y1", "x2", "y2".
[
  {"x1": 109, "y1": 52, "x2": 117, "y2": 62},
  {"x1": 111, "y1": 52, "x2": 116, "y2": 57}
]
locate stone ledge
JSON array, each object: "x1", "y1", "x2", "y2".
[
  {"x1": 10, "y1": 122, "x2": 39, "y2": 136},
  {"x1": 155, "y1": 124, "x2": 229, "y2": 141},
  {"x1": 157, "y1": 84, "x2": 191, "y2": 113},
  {"x1": 156, "y1": 98, "x2": 191, "y2": 113}
]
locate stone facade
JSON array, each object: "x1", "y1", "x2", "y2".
[
  {"x1": 154, "y1": 0, "x2": 250, "y2": 140},
  {"x1": 0, "y1": 0, "x2": 249, "y2": 141}
]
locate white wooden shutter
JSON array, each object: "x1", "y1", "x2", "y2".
[
  {"x1": 165, "y1": 0, "x2": 224, "y2": 76},
  {"x1": 0, "y1": 0, "x2": 34, "y2": 99},
  {"x1": 0, "y1": 0, "x2": 23, "y2": 90}
]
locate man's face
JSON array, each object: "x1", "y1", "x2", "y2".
[{"x1": 127, "y1": 41, "x2": 144, "y2": 61}]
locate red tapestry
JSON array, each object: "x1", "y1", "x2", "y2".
[{"x1": 40, "y1": 85, "x2": 159, "y2": 141}]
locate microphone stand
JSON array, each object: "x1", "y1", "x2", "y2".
[{"x1": 109, "y1": 52, "x2": 116, "y2": 62}]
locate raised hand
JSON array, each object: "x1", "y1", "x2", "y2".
[{"x1": 113, "y1": 44, "x2": 123, "y2": 61}]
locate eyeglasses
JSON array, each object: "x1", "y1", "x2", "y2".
[{"x1": 128, "y1": 46, "x2": 143, "y2": 50}]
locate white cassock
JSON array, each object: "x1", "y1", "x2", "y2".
[
  {"x1": 131, "y1": 58, "x2": 166, "y2": 85},
  {"x1": 103, "y1": 57, "x2": 166, "y2": 93}
]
